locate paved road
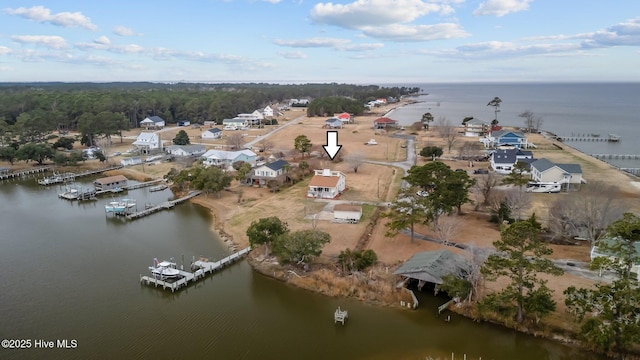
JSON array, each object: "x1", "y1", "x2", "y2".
[{"x1": 242, "y1": 114, "x2": 306, "y2": 149}]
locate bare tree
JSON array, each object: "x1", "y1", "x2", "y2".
[
  {"x1": 547, "y1": 182, "x2": 626, "y2": 243},
  {"x1": 458, "y1": 140, "x2": 483, "y2": 160},
  {"x1": 226, "y1": 133, "x2": 244, "y2": 150},
  {"x1": 435, "y1": 116, "x2": 458, "y2": 153},
  {"x1": 519, "y1": 110, "x2": 544, "y2": 133},
  {"x1": 344, "y1": 151, "x2": 365, "y2": 173},
  {"x1": 433, "y1": 214, "x2": 460, "y2": 246},
  {"x1": 504, "y1": 187, "x2": 531, "y2": 221},
  {"x1": 257, "y1": 138, "x2": 273, "y2": 153},
  {"x1": 464, "y1": 244, "x2": 493, "y2": 302},
  {"x1": 474, "y1": 172, "x2": 500, "y2": 207}
]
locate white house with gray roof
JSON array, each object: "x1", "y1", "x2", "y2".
[
  {"x1": 166, "y1": 144, "x2": 206, "y2": 157},
  {"x1": 201, "y1": 128, "x2": 222, "y2": 140},
  {"x1": 247, "y1": 159, "x2": 290, "y2": 186},
  {"x1": 201, "y1": 149, "x2": 257, "y2": 170},
  {"x1": 529, "y1": 158, "x2": 583, "y2": 190},
  {"x1": 132, "y1": 132, "x2": 162, "y2": 153},
  {"x1": 140, "y1": 116, "x2": 165, "y2": 129}
]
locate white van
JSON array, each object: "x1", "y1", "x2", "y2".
[{"x1": 223, "y1": 124, "x2": 238, "y2": 131}]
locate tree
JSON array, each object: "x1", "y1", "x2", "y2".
[
  {"x1": 480, "y1": 217, "x2": 563, "y2": 323},
  {"x1": 0, "y1": 146, "x2": 17, "y2": 165},
  {"x1": 382, "y1": 185, "x2": 429, "y2": 243},
  {"x1": 344, "y1": 151, "x2": 365, "y2": 173},
  {"x1": 421, "y1": 112, "x2": 434, "y2": 130},
  {"x1": 226, "y1": 133, "x2": 244, "y2": 150},
  {"x1": 234, "y1": 162, "x2": 252, "y2": 181},
  {"x1": 419, "y1": 146, "x2": 443, "y2": 160},
  {"x1": 564, "y1": 213, "x2": 640, "y2": 356},
  {"x1": 435, "y1": 117, "x2": 458, "y2": 153},
  {"x1": 190, "y1": 166, "x2": 233, "y2": 197},
  {"x1": 487, "y1": 97, "x2": 502, "y2": 124},
  {"x1": 16, "y1": 142, "x2": 55, "y2": 165},
  {"x1": 52, "y1": 137, "x2": 75, "y2": 150},
  {"x1": 294, "y1": 135, "x2": 312, "y2": 159},
  {"x1": 474, "y1": 172, "x2": 499, "y2": 208},
  {"x1": 504, "y1": 187, "x2": 531, "y2": 221},
  {"x1": 501, "y1": 162, "x2": 530, "y2": 189},
  {"x1": 93, "y1": 148, "x2": 106, "y2": 163},
  {"x1": 519, "y1": 110, "x2": 544, "y2": 133},
  {"x1": 257, "y1": 138, "x2": 273, "y2": 153},
  {"x1": 337, "y1": 248, "x2": 377, "y2": 274},
  {"x1": 272, "y1": 229, "x2": 330, "y2": 265},
  {"x1": 246, "y1": 217, "x2": 289, "y2": 256},
  {"x1": 173, "y1": 130, "x2": 190, "y2": 145}
]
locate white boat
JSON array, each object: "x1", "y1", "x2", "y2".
[
  {"x1": 149, "y1": 258, "x2": 181, "y2": 279},
  {"x1": 148, "y1": 184, "x2": 168, "y2": 192},
  {"x1": 525, "y1": 181, "x2": 562, "y2": 193},
  {"x1": 104, "y1": 198, "x2": 136, "y2": 213}
]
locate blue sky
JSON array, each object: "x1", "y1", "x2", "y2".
[{"x1": 1, "y1": 1, "x2": 639, "y2": 83}]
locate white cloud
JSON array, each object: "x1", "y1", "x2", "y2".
[
  {"x1": 11, "y1": 35, "x2": 68, "y2": 49},
  {"x1": 579, "y1": 17, "x2": 640, "y2": 48},
  {"x1": 261, "y1": 0, "x2": 282, "y2": 3},
  {"x1": 361, "y1": 23, "x2": 469, "y2": 41},
  {"x1": 113, "y1": 26, "x2": 137, "y2": 36},
  {"x1": 473, "y1": 0, "x2": 532, "y2": 17},
  {"x1": 3, "y1": 6, "x2": 97, "y2": 30},
  {"x1": 419, "y1": 40, "x2": 581, "y2": 59},
  {"x1": 311, "y1": 0, "x2": 454, "y2": 28},
  {"x1": 94, "y1": 36, "x2": 111, "y2": 45},
  {"x1": 278, "y1": 51, "x2": 308, "y2": 59},
  {"x1": 0, "y1": 46, "x2": 11, "y2": 55},
  {"x1": 273, "y1": 37, "x2": 383, "y2": 51}
]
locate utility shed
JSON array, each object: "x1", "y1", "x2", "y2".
[
  {"x1": 333, "y1": 204, "x2": 362, "y2": 223},
  {"x1": 394, "y1": 249, "x2": 469, "y2": 285}
]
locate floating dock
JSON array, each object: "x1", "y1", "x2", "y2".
[{"x1": 140, "y1": 247, "x2": 251, "y2": 292}]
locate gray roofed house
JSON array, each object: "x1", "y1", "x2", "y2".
[
  {"x1": 394, "y1": 249, "x2": 469, "y2": 285},
  {"x1": 530, "y1": 158, "x2": 583, "y2": 189},
  {"x1": 247, "y1": 159, "x2": 290, "y2": 186},
  {"x1": 140, "y1": 116, "x2": 165, "y2": 129},
  {"x1": 490, "y1": 148, "x2": 518, "y2": 174},
  {"x1": 166, "y1": 144, "x2": 206, "y2": 157}
]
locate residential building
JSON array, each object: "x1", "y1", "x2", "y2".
[
  {"x1": 140, "y1": 116, "x2": 165, "y2": 129},
  {"x1": 247, "y1": 159, "x2": 290, "y2": 186},
  {"x1": 222, "y1": 118, "x2": 249, "y2": 129},
  {"x1": 263, "y1": 106, "x2": 274, "y2": 118},
  {"x1": 490, "y1": 148, "x2": 518, "y2": 174},
  {"x1": 333, "y1": 204, "x2": 362, "y2": 223},
  {"x1": 463, "y1": 118, "x2": 489, "y2": 137},
  {"x1": 529, "y1": 158, "x2": 583, "y2": 190},
  {"x1": 491, "y1": 129, "x2": 528, "y2": 148},
  {"x1": 201, "y1": 128, "x2": 222, "y2": 140},
  {"x1": 132, "y1": 132, "x2": 162, "y2": 153},
  {"x1": 325, "y1": 118, "x2": 343, "y2": 129},
  {"x1": 121, "y1": 157, "x2": 142, "y2": 167},
  {"x1": 307, "y1": 169, "x2": 346, "y2": 199},
  {"x1": 201, "y1": 149, "x2": 257, "y2": 170},
  {"x1": 166, "y1": 144, "x2": 206, "y2": 157},
  {"x1": 373, "y1": 117, "x2": 398, "y2": 129}
]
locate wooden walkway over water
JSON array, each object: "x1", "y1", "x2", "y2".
[
  {"x1": 140, "y1": 247, "x2": 251, "y2": 292},
  {"x1": 0, "y1": 166, "x2": 51, "y2": 180},
  {"x1": 590, "y1": 153, "x2": 640, "y2": 160},
  {"x1": 124, "y1": 190, "x2": 202, "y2": 220}
]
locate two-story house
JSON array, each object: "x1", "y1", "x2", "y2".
[
  {"x1": 247, "y1": 159, "x2": 290, "y2": 186},
  {"x1": 308, "y1": 169, "x2": 346, "y2": 199}
]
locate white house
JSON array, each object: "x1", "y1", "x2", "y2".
[
  {"x1": 140, "y1": 116, "x2": 165, "y2": 129},
  {"x1": 223, "y1": 118, "x2": 249, "y2": 129},
  {"x1": 490, "y1": 148, "x2": 518, "y2": 175},
  {"x1": 333, "y1": 204, "x2": 362, "y2": 223},
  {"x1": 201, "y1": 128, "x2": 222, "y2": 140},
  {"x1": 201, "y1": 149, "x2": 257, "y2": 170},
  {"x1": 529, "y1": 158, "x2": 583, "y2": 190},
  {"x1": 132, "y1": 132, "x2": 162, "y2": 153},
  {"x1": 247, "y1": 159, "x2": 289, "y2": 186},
  {"x1": 166, "y1": 144, "x2": 206, "y2": 157},
  {"x1": 121, "y1": 157, "x2": 143, "y2": 167},
  {"x1": 308, "y1": 169, "x2": 346, "y2": 199},
  {"x1": 263, "y1": 106, "x2": 274, "y2": 118},
  {"x1": 464, "y1": 118, "x2": 488, "y2": 137}
]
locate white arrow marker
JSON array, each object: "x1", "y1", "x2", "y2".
[{"x1": 322, "y1": 131, "x2": 343, "y2": 160}]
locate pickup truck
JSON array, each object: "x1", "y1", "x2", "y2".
[{"x1": 364, "y1": 139, "x2": 378, "y2": 145}]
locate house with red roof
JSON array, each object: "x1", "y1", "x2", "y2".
[
  {"x1": 308, "y1": 169, "x2": 346, "y2": 199},
  {"x1": 373, "y1": 117, "x2": 398, "y2": 129},
  {"x1": 336, "y1": 112, "x2": 352, "y2": 124}
]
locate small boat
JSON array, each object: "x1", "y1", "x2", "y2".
[
  {"x1": 38, "y1": 172, "x2": 75, "y2": 186},
  {"x1": 149, "y1": 184, "x2": 168, "y2": 192},
  {"x1": 607, "y1": 134, "x2": 621, "y2": 142},
  {"x1": 149, "y1": 258, "x2": 181, "y2": 279},
  {"x1": 104, "y1": 198, "x2": 136, "y2": 213}
]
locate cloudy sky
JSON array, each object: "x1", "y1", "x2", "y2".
[{"x1": 1, "y1": 1, "x2": 639, "y2": 83}]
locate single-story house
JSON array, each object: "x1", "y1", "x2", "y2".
[
  {"x1": 590, "y1": 238, "x2": 640, "y2": 281},
  {"x1": 307, "y1": 169, "x2": 346, "y2": 199},
  {"x1": 166, "y1": 144, "x2": 206, "y2": 157},
  {"x1": 373, "y1": 117, "x2": 398, "y2": 129},
  {"x1": 325, "y1": 118, "x2": 343, "y2": 129},
  {"x1": 336, "y1": 112, "x2": 351, "y2": 124},
  {"x1": 464, "y1": 118, "x2": 489, "y2": 137},
  {"x1": 140, "y1": 116, "x2": 165, "y2": 129},
  {"x1": 94, "y1": 175, "x2": 128, "y2": 191},
  {"x1": 121, "y1": 157, "x2": 142, "y2": 167},
  {"x1": 177, "y1": 120, "x2": 191, "y2": 127},
  {"x1": 222, "y1": 118, "x2": 249, "y2": 129},
  {"x1": 201, "y1": 128, "x2": 223, "y2": 140},
  {"x1": 201, "y1": 149, "x2": 257, "y2": 169},
  {"x1": 394, "y1": 249, "x2": 469, "y2": 285},
  {"x1": 529, "y1": 158, "x2": 583, "y2": 190},
  {"x1": 333, "y1": 204, "x2": 362, "y2": 223},
  {"x1": 132, "y1": 132, "x2": 162, "y2": 154},
  {"x1": 247, "y1": 159, "x2": 290, "y2": 186}
]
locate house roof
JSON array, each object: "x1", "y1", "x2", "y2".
[
  {"x1": 492, "y1": 129, "x2": 524, "y2": 139},
  {"x1": 492, "y1": 148, "x2": 517, "y2": 164},
  {"x1": 133, "y1": 132, "x2": 158, "y2": 145},
  {"x1": 334, "y1": 204, "x2": 361, "y2": 212},
  {"x1": 373, "y1": 117, "x2": 397, "y2": 124},
  {"x1": 167, "y1": 144, "x2": 205, "y2": 152},
  {"x1": 309, "y1": 173, "x2": 341, "y2": 188},
  {"x1": 465, "y1": 118, "x2": 487, "y2": 125},
  {"x1": 94, "y1": 175, "x2": 128, "y2": 185},
  {"x1": 141, "y1": 116, "x2": 164, "y2": 124},
  {"x1": 202, "y1": 149, "x2": 257, "y2": 160},
  {"x1": 265, "y1": 159, "x2": 289, "y2": 171},
  {"x1": 205, "y1": 128, "x2": 222, "y2": 134},
  {"x1": 337, "y1": 112, "x2": 351, "y2": 119},
  {"x1": 530, "y1": 158, "x2": 555, "y2": 172},
  {"x1": 393, "y1": 249, "x2": 469, "y2": 284},
  {"x1": 557, "y1": 163, "x2": 582, "y2": 174}
]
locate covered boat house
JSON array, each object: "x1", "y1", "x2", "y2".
[
  {"x1": 394, "y1": 249, "x2": 469, "y2": 288},
  {"x1": 94, "y1": 175, "x2": 128, "y2": 191}
]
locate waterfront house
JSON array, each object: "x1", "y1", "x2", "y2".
[
  {"x1": 394, "y1": 249, "x2": 469, "y2": 285},
  {"x1": 247, "y1": 159, "x2": 290, "y2": 186},
  {"x1": 590, "y1": 238, "x2": 640, "y2": 281},
  {"x1": 333, "y1": 204, "x2": 362, "y2": 223},
  {"x1": 120, "y1": 157, "x2": 142, "y2": 167},
  {"x1": 307, "y1": 169, "x2": 346, "y2": 199},
  {"x1": 201, "y1": 128, "x2": 222, "y2": 140},
  {"x1": 373, "y1": 117, "x2": 398, "y2": 129},
  {"x1": 529, "y1": 158, "x2": 583, "y2": 190},
  {"x1": 94, "y1": 175, "x2": 128, "y2": 191},
  {"x1": 463, "y1": 118, "x2": 489, "y2": 137},
  {"x1": 490, "y1": 148, "x2": 518, "y2": 174},
  {"x1": 201, "y1": 149, "x2": 257, "y2": 170},
  {"x1": 492, "y1": 129, "x2": 528, "y2": 148},
  {"x1": 132, "y1": 132, "x2": 162, "y2": 154},
  {"x1": 140, "y1": 116, "x2": 165, "y2": 129},
  {"x1": 166, "y1": 144, "x2": 206, "y2": 157}
]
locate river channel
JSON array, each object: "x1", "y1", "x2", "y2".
[{"x1": 0, "y1": 177, "x2": 600, "y2": 359}]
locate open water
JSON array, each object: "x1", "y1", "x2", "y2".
[
  {"x1": 387, "y1": 82, "x2": 640, "y2": 169},
  {"x1": 0, "y1": 176, "x2": 601, "y2": 359}
]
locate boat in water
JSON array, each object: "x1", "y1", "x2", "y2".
[
  {"x1": 148, "y1": 184, "x2": 168, "y2": 192},
  {"x1": 38, "y1": 172, "x2": 76, "y2": 186},
  {"x1": 149, "y1": 258, "x2": 181, "y2": 279},
  {"x1": 104, "y1": 198, "x2": 136, "y2": 213}
]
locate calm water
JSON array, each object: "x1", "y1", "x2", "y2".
[
  {"x1": 388, "y1": 83, "x2": 640, "y2": 168},
  {"x1": 0, "y1": 177, "x2": 599, "y2": 359}
]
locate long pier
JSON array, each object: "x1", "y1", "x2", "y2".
[
  {"x1": 590, "y1": 153, "x2": 640, "y2": 160},
  {"x1": 124, "y1": 190, "x2": 202, "y2": 220},
  {"x1": 0, "y1": 166, "x2": 51, "y2": 180},
  {"x1": 140, "y1": 247, "x2": 251, "y2": 292}
]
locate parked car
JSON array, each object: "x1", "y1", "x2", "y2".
[
  {"x1": 364, "y1": 139, "x2": 378, "y2": 145},
  {"x1": 111, "y1": 151, "x2": 122, "y2": 156},
  {"x1": 223, "y1": 125, "x2": 238, "y2": 131},
  {"x1": 473, "y1": 169, "x2": 489, "y2": 174}
]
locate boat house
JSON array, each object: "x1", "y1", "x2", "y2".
[
  {"x1": 94, "y1": 175, "x2": 128, "y2": 191},
  {"x1": 394, "y1": 249, "x2": 469, "y2": 287}
]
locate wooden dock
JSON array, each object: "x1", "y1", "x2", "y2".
[
  {"x1": 124, "y1": 190, "x2": 202, "y2": 220},
  {"x1": 0, "y1": 166, "x2": 51, "y2": 180},
  {"x1": 590, "y1": 153, "x2": 640, "y2": 160},
  {"x1": 140, "y1": 247, "x2": 251, "y2": 292}
]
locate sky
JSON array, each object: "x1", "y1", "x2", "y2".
[{"x1": 1, "y1": 1, "x2": 640, "y2": 84}]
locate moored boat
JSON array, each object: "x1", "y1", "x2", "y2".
[
  {"x1": 148, "y1": 184, "x2": 168, "y2": 192},
  {"x1": 148, "y1": 258, "x2": 181, "y2": 279}
]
